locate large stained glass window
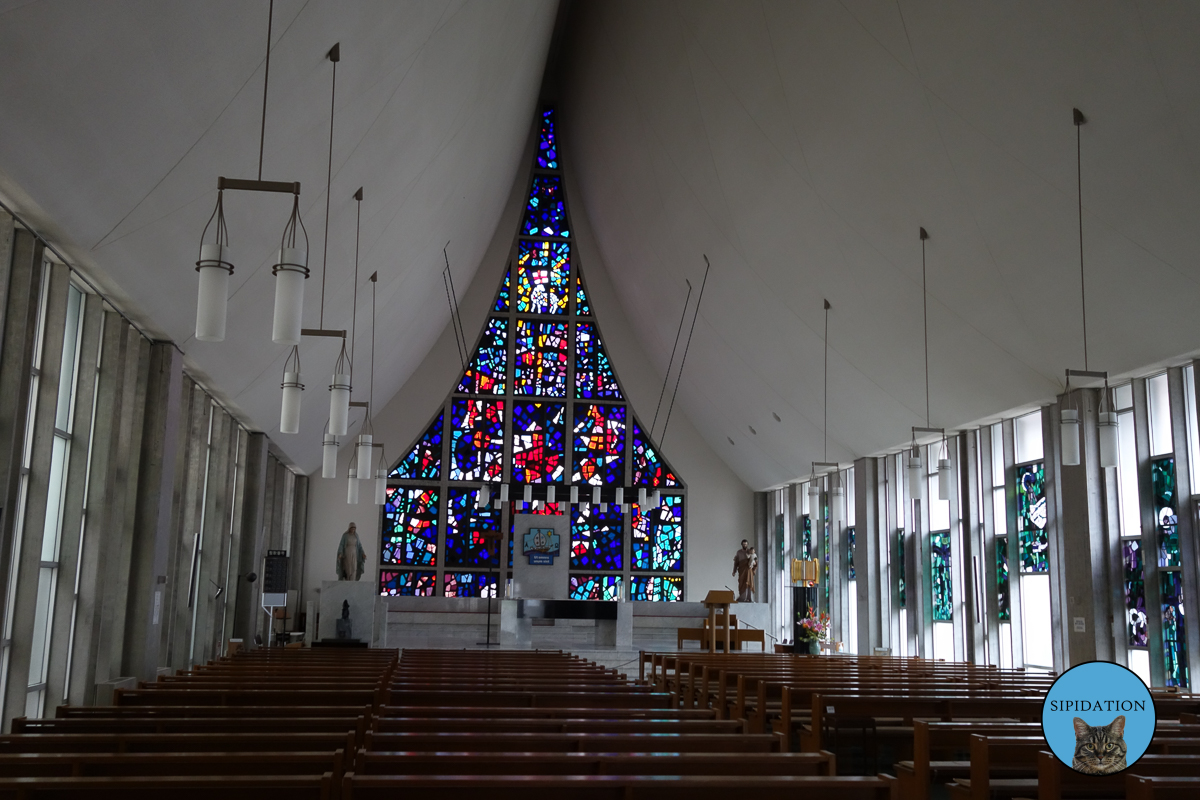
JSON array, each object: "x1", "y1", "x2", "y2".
[
  {"x1": 997, "y1": 537, "x2": 1010, "y2": 622},
  {"x1": 457, "y1": 318, "x2": 507, "y2": 395},
  {"x1": 449, "y1": 399, "x2": 505, "y2": 482},
  {"x1": 382, "y1": 487, "x2": 439, "y2": 566},
  {"x1": 896, "y1": 530, "x2": 906, "y2": 608},
  {"x1": 1161, "y1": 570, "x2": 1189, "y2": 688},
  {"x1": 514, "y1": 319, "x2": 568, "y2": 396},
  {"x1": 1152, "y1": 456, "x2": 1188, "y2": 687},
  {"x1": 391, "y1": 411, "x2": 442, "y2": 480},
  {"x1": 931, "y1": 530, "x2": 952, "y2": 621},
  {"x1": 1123, "y1": 539, "x2": 1148, "y2": 647},
  {"x1": 384, "y1": 107, "x2": 685, "y2": 599},
  {"x1": 1016, "y1": 462, "x2": 1047, "y2": 573},
  {"x1": 801, "y1": 515, "x2": 812, "y2": 560},
  {"x1": 511, "y1": 402, "x2": 566, "y2": 484},
  {"x1": 572, "y1": 404, "x2": 625, "y2": 485},
  {"x1": 847, "y1": 526, "x2": 856, "y2": 581},
  {"x1": 1152, "y1": 457, "x2": 1180, "y2": 567}
]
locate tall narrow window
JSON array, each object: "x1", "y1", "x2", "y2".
[
  {"x1": 1147, "y1": 375, "x2": 1188, "y2": 688},
  {"x1": 1014, "y1": 412, "x2": 1050, "y2": 669},
  {"x1": 1111, "y1": 384, "x2": 1149, "y2": 683}
]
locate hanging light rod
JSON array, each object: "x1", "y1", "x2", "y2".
[
  {"x1": 215, "y1": 177, "x2": 299, "y2": 194},
  {"x1": 349, "y1": 401, "x2": 369, "y2": 408},
  {"x1": 301, "y1": 328, "x2": 346, "y2": 338},
  {"x1": 912, "y1": 426, "x2": 945, "y2": 435},
  {"x1": 1065, "y1": 368, "x2": 1107, "y2": 381}
]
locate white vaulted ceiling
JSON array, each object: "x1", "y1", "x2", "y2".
[{"x1": 5, "y1": 1, "x2": 1200, "y2": 490}]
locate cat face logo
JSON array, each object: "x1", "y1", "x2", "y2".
[
  {"x1": 1041, "y1": 661, "x2": 1155, "y2": 777},
  {"x1": 1072, "y1": 715, "x2": 1127, "y2": 775}
]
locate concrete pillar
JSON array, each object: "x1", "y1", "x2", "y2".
[
  {"x1": 1002, "y1": 418, "x2": 1025, "y2": 667},
  {"x1": 828, "y1": 475, "x2": 848, "y2": 648},
  {"x1": 221, "y1": 429, "x2": 249, "y2": 650},
  {"x1": 231, "y1": 433, "x2": 269, "y2": 643},
  {"x1": 855, "y1": 457, "x2": 881, "y2": 655},
  {"x1": 156, "y1": 377, "x2": 197, "y2": 669},
  {"x1": 191, "y1": 408, "x2": 233, "y2": 665},
  {"x1": 0, "y1": 212, "x2": 14, "y2": 348},
  {"x1": 166, "y1": 386, "x2": 212, "y2": 669},
  {"x1": 122, "y1": 342, "x2": 183, "y2": 681},
  {"x1": 948, "y1": 440, "x2": 966, "y2": 663},
  {"x1": 978, "y1": 426, "x2": 1000, "y2": 666},
  {"x1": 289, "y1": 475, "x2": 310, "y2": 625},
  {"x1": 958, "y1": 432, "x2": 985, "y2": 664}
]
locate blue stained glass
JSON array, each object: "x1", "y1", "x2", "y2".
[
  {"x1": 1016, "y1": 462, "x2": 1047, "y2": 573},
  {"x1": 931, "y1": 530, "x2": 952, "y2": 622},
  {"x1": 382, "y1": 486, "x2": 439, "y2": 566},
  {"x1": 572, "y1": 404, "x2": 625, "y2": 486},
  {"x1": 494, "y1": 267, "x2": 510, "y2": 312},
  {"x1": 1161, "y1": 569, "x2": 1189, "y2": 688},
  {"x1": 444, "y1": 487, "x2": 501, "y2": 568},
  {"x1": 997, "y1": 537, "x2": 1010, "y2": 622},
  {"x1": 632, "y1": 495, "x2": 683, "y2": 572},
  {"x1": 631, "y1": 420, "x2": 679, "y2": 487},
  {"x1": 569, "y1": 574, "x2": 621, "y2": 601},
  {"x1": 1152, "y1": 457, "x2": 1180, "y2": 567},
  {"x1": 515, "y1": 240, "x2": 569, "y2": 314},
  {"x1": 444, "y1": 572, "x2": 497, "y2": 598},
  {"x1": 449, "y1": 399, "x2": 505, "y2": 482},
  {"x1": 801, "y1": 515, "x2": 811, "y2": 560},
  {"x1": 511, "y1": 402, "x2": 566, "y2": 484},
  {"x1": 847, "y1": 526, "x2": 856, "y2": 581},
  {"x1": 576, "y1": 274, "x2": 591, "y2": 315},
  {"x1": 514, "y1": 319, "x2": 568, "y2": 396},
  {"x1": 391, "y1": 411, "x2": 442, "y2": 479},
  {"x1": 1123, "y1": 539, "x2": 1147, "y2": 647},
  {"x1": 457, "y1": 317, "x2": 507, "y2": 395},
  {"x1": 537, "y1": 108, "x2": 559, "y2": 169},
  {"x1": 571, "y1": 502, "x2": 623, "y2": 571},
  {"x1": 575, "y1": 321, "x2": 622, "y2": 400},
  {"x1": 380, "y1": 570, "x2": 436, "y2": 596},
  {"x1": 523, "y1": 175, "x2": 569, "y2": 238},
  {"x1": 630, "y1": 575, "x2": 683, "y2": 602}
]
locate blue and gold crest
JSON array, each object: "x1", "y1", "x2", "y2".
[{"x1": 522, "y1": 527, "x2": 561, "y2": 565}]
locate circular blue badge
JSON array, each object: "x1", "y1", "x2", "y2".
[{"x1": 1041, "y1": 661, "x2": 1155, "y2": 775}]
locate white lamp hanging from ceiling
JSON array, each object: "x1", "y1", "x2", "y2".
[
  {"x1": 279, "y1": 345, "x2": 303, "y2": 434},
  {"x1": 346, "y1": 462, "x2": 359, "y2": 504},
  {"x1": 322, "y1": 424, "x2": 338, "y2": 479},
  {"x1": 194, "y1": 193, "x2": 233, "y2": 342},
  {"x1": 569, "y1": 486, "x2": 579, "y2": 504},
  {"x1": 546, "y1": 486, "x2": 556, "y2": 504},
  {"x1": 937, "y1": 439, "x2": 951, "y2": 501},
  {"x1": 651, "y1": 489, "x2": 661, "y2": 507},
  {"x1": 1098, "y1": 386, "x2": 1118, "y2": 469},
  {"x1": 1060, "y1": 402, "x2": 1081, "y2": 467},
  {"x1": 356, "y1": 426, "x2": 374, "y2": 481},
  {"x1": 271, "y1": 197, "x2": 309, "y2": 346},
  {"x1": 374, "y1": 449, "x2": 387, "y2": 506},
  {"x1": 807, "y1": 480, "x2": 821, "y2": 524},
  {"x1": 907, "y1": 447, "x2": 923, "y2": 502}
]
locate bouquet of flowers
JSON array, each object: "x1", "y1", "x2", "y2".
[{"x1": 796, "y1": 608, "x2": 830, "y2": 642}]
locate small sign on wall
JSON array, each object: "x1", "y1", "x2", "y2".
[
  {"x1": 1073, "y1": 617, "x2": 1086, "y2": 633},
  {"x1": 523, "y1": 528, "x2": 561, "y2": 565}
]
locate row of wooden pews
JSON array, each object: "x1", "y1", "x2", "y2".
[
  {"x1": 641, "y1": 650, "x2": 1200, "y2": 798},
  {"x1": 0, "y1": 647, "x2": 397, "y2": 798}
]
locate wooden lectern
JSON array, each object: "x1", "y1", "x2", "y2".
[{"x1": 702, "y1": 590, "x2": 735, "y2": 654}]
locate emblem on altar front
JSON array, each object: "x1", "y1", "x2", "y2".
[{"x1": 522, "y1": 528, "x2": 561, "y2": 565}]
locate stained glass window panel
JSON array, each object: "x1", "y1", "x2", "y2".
[
  {"x1": 523, "y1": 175, "x2": 569, "y2": 238},
  {"x1": 632, "y1": 495, "x2": 683, "y2": 572},
  {"x1": 931, "y1": 530, "x2": 952, "y2": 621},
  {"x1": 631, "y1": 420, "x2": 679, "y2": 487},
  {"x1": 1016, "y1": 462, "x2": 1047, "y2": 573},
  {"x1": 444, "y1": 572, "x2": 497, "y2": 598},
  {"x1": 381, "y1": 486, "x2": 439, "y2": 566},
  {"x1": 457, "y1": 317, "x2": 508, "y2": 395},
  {"x1": 391, "y1": 411, "x2": 442, "y2": 479},
  {"x1": 847, "y1": 526, "x2": 856, "y2": 581},
  {"x1": 514, "y1": 319, "x2": 568, "y2": 396},
  {"x1": 576, "y1": 274, "x2": 591, "y2": 316},
  {"x1": 511, "y1": 402, "x2": 566, "y2": 484},
  {"x1": 494, "y1": 267, "x2": 510, "y2": 312},
  {"x1": 801, "y1": 515, "x2": 812, "y2": 560},
  {"x1": 380, "y1": 570, "x2": 436, "y2": 597},
  {"x1": 444, "y1": 487, "x2": 501, "y2": 568},
  {"x1": 1123, "y1": 539, "x2": 1148, "y2": 648},
  {"x1": 537, "y1": 108, "x2": 559, "y2": 169},
  {"x1": 896, "y1": 530, "x2": 905, "y2": 608},
  {"x1": 572, "y1": 404, "x2": 625, "y2": 486},
  {"x1": 449, "y1": 399, "x2": 505, "y2": 482},
  {"x1": 630, "y1": 575, "x2": 683, "y2": 602},
  {"x1": 515, "y1": 240, "x2": 569, "y2": 314},
  {"x1": 571, "y1": 502, "x2": 623, "y2": 571},
  {"x1": 569, "y1": 574, "x2": 621, "y2": 601},
  {"x1": 1161, "y1": 569, "x2": 1189, "y2": 688},
  {"x1": 575, "y1": 322, "x2": 622, "y2": 400},
  {"x1": 997, "y1": 537, "x2": 1010, "y2": 622},
  {"x1": 1151, "y1": 457, "x2": 1180, "y2": 567}
]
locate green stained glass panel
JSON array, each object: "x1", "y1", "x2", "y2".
[
  {"x1": 1016, "y1": 462, "x2": 1047, "y2": 573},
  {"x1": 1152, "y1": 457, "x2": 1180, "y2": 567},
  {"x1": 996, "y1": 536, "x2": 1010, "y2": 622},
  {"x1": 931, "y1": 530, "x2": 952, "y2": 622}
]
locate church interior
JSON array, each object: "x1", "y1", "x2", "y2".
[{"x1": 0, "y1": 0, "x2": 1198, "y2": 795}]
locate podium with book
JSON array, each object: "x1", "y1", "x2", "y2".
[{"x1": 702, "y1": 589, "x2": 735, "y2": 654}]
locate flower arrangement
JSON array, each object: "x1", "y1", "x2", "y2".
[{"x1": 796, "y1": 608, "x2": 830, "y2": 642}]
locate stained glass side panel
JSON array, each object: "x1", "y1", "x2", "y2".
[
  {"x1": 1016, "y1": 462, "x2": 1047, "y2": 573},
  {"x1": 576, "y1": 274, "x2": 591, "y2": 316},
  {"x1": 380, "y1": 570, "x2": 436, "y2": 597},
  {"x1": 1161, "y1": 570, "x2": 1190, "y2": 688},
  {"x1": 514, "y1": 319, "x2": 568, "y2": 397},
  {"x1": 571, "y1": 502, "x2": 623, "y2": 571},
  {"x1": 515, "y1": 240, "x2": 569, "y2": 315},
  {"x1": 569, "y1": 574, "x2": 621, "y2": 601},
  {"x1": 931, "y1": 530, "x2": 952, "y2": 621},
  {"x1": 996, "y1": 537, "x2": 1010, "y2": 622},
  {"x1": 897, "y1": 530, "x2": 906, "y2": 608},
  {"x1": 575, "y1": 322, "x2": 622, "y2": 400},
  {"x1": 801, "y1": 515, "x2": 812, "y2": 560},
  {"x1": 494, "y1": 267, "x2": 510, "y2": 312},
  {"x1": 456, "y1": 317, "x2": 507, "y2": 395},
  {"x1": 444, "y1": 572, "x2": 497, "y2": 598},
  {"x1": 523, "y1": 175, "x2": 569, "y2": 238},
  {"x1": 630, "y1": 575, "x2": 683, "y2": 602},
  {"x1": 391, "y1": 411, "x2": 443, "y2": 479},
  {"x1": 511, "y1": 402, "x2": 566, "y2": 484},
  {"x1": 631, "y1": 495, "x2": 684, "y2": 572},
  {"x1": 572, "y1": 404, "x2": 625, "y2": 486},
  {"x1": 847, "y1": 526, "x2": 856, "y2": 581},
  {"x1": 449, "y1": 399, "x2": 505, "y2": 482},
  {"x1": 537, "y1": 107, "x2": 559, "y2": 169},
  {"x1": 381, "y1": 487, "x2": 439, "y2": 566},
  {"x1": 631, "y1": 420, "x2": 679, "y2": 487},
  {"x1": 1152, "y1": 457, "x2": 1180, "y2": 567},
  {"x1": 444, "y1": 487, "x2": 501, "y2": 568},
  {"x1": 824, "y1": 520, "x2": 830, "y2": 602},
  {"x1": 1123, "y1": 539, "x2": 1148, "y2": 648}
]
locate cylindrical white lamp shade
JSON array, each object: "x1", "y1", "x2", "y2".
[
  {"x1": 499, "y1": 483, "x2": 510, "y2": 503},
  {"x1": 1060, "y1": 409, "x2": 1081, "y2": 466},
  {"x1": 271, "y1": 247, "x2": 307, "y2": 345},
  {"x1": 477, "y1": 485, "x2": 490, "y2": 509},
  {"x1": 637, "y1": 488, "x2": 648, "y2": 507},
  {"x1": 328, "y1": 374, "x2": 351, "y2": 436},
  {"x1": 907, "y1": 455, "x2": 923, "y2": 501},
  {"x1": 651, "y1": 490, "x2": 661, "y2": 507},
  {"x1": 569, "y1": 486, "x2": 579, "y2": 504},
  {"x1": 346, "y1": 464, "x2": 359, "y2": 504},
  {"x1": 523, "y1": 484, "x2": 533, "y2": 504},
  {"x1": 937, "y1": 458, "x2": 951, "y2": 501},
  {"x1": 546, "y1": 486, "x2": 556, "y2": 504},
  {"x1": 374, "y1": 468, "x2": 387, "y2": 506},
  {"x1": 195, "y1": 244, "x2": 232, "y2": 342},
  {"x1": 615, "y1": 488, "x2": 624, "y2": 507},
  {"x1": 807, "y1": 483, "x2": 820, "y2": 521},
  {"x1": 322, "y1": 433, "x2": 338, "y2": 479},
  {"x1": 356, "y1": 434, "x2": 374, "y2": 479},
  {"x1": 279, "y1": 372, "x2": 302, "y2": 434},
  {"x1": 592, "y1": 486, "x2": 601, "y2": 505},
  {"x1": 1098, "y1": 411, "x2": 1119, "y2": 469}
]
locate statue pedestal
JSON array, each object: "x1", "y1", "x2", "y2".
[{"x1": 318, "y1": 581, "x2": 386, "y2": 647}]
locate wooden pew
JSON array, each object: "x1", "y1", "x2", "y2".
[
  {"x1": 387, "y1": 690, "x2": 671, "y2": 709},
  {"x1": 13, "y1": 716, "x2": 367, "y2": 742},
  {"x1": 895, "y1": 720, "x2": 1043, "y2": 800},
  {"x1": 376, "y1": 705, "x2": 717, "y2": 720},
  {"x1": 1126, "y1": 775, "x2": 1200, "y2": 799},
  {"x1": 947, "y1": 735, "x2": 1051, "y2": 800},
  {"x1": 372, "y1": 717, "x2": 745, "y2": 734},
  {"x1": 0, "y1": 774, "x2": 333, "y2": 799},
  {"x1": 1038, "y1": 750, "x2": 1200, "y2": 800},
  {"x1": 0, "y1": 731, "x2": 355, "y2": 755},
  {"x1": 355, "y1": 751, "x2": 837, "y2": 776},
  {"x1": 363, "y1": 731, "x2": 782, "y2": 753},
  {"x1": 0, "y1": 750, "x2": 343, "y2": 778}
]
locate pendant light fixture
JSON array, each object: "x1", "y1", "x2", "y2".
[
  {"x1": 1061, "y1": 108, "x2": 1112, "y2": 468},
  {"x1": 321, "y1": 422, "x2": 338, "y2": 479},
  {"x1": 808, "y1": 479, "x2": 821, "y2": 527},
  {"x1": 937, "y1": 437, "x2": 952, "y2": 501},
  {"x1": 329, "y1": 187, "x2": 362, "y2": 439},
  {"x1": 651, "y1": 489, "x2": 661, "y2": 508},
  {"x1": 346, "y1": 462, "x2": 359, "y2": 504},
  {"x1": 356, "y1": 271, "x2": 380, "y2": 490},
  {"x1": 546, "y1": 486, "x2": 556, "y2": 504},
  {"x1": 910, "y1": 228, "x2": 947, "y2": 501},
  {"x1": 569, "y1": 486, "x2": 579, "y2": 504},
  {"x1": 279, "y1": 345, "x2": 303, "y2": 434},
  {"x1": 195, "y1": 192, "x2": 232, "y2": 342}
]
